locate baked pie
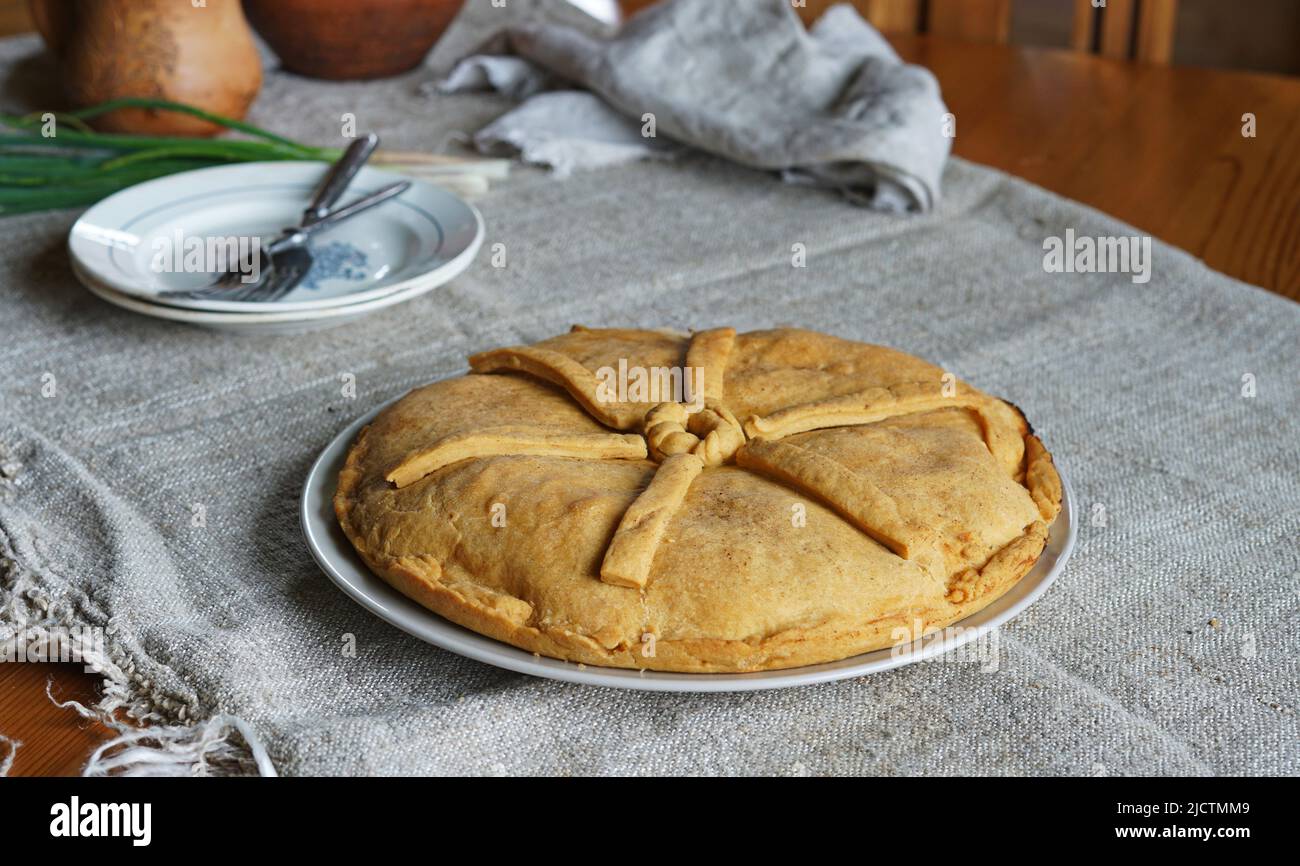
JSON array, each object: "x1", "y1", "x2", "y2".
[{"x1": 335, "y1": 327, "x2": 1061, "y2": 673}]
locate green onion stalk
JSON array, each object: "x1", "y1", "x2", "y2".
[{"x1": 0, "y1": 97, "x2": 464, "y2": 216}]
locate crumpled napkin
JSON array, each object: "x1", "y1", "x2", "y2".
[{"x1": 436, "y1": 0, "x2": 951, "y2": 211}]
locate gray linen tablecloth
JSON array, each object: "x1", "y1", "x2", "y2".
[{"x1": 0, "y1": 15, "x2": 1297, "y2": 775}]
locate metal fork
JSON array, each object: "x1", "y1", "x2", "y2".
[
  {"x1": 162, "y1": 180, "x2": 410, "y2": 303},
  {"x1": 193, "y1": 134, "x2": 381, "y2": 297},
  {"x1": 236, "y1": 181, "x2": 411, "y2": 304}
]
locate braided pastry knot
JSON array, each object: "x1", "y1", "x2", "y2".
[
  {"x1": 644, "y1": 402, "x2": 698, "y2": 461},
  {"x1": 687, "y1": 404, "x2": 744, "y2": 466},
  {"x1": 643, "y1": 402, "x2": 745, "y2": 466}
]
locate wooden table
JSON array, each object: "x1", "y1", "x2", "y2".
[
  {"x1": 4, "y1": 34, "x2": 1299, "y2": 778},
  {"x1": 891, "y1": 35, "x2": 1300, "y2": 301}
]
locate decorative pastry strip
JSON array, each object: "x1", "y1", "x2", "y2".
[
  {"x1": 386, "y1": 429, "x2": 647, "y2": 489},
  {"x1": 1024, "y1": 435, "x2": 1062, "y2": 521},
  {"x1": 684, "y1": 327, "x2": 736, "y2": 407},
  {"x1": 744, "y1": 381, "x2": 1020, "y2": 469},
  {"x1": 600, "y1": 453, "x2": 704, "y2": 589},
  {"x1": 745, "y1": 381, "x2": 959, "y2": 437},
  {"x1": 735, "y1": 439, "x2": 938, "y2": 562},
  {"x1": 468, "y1": 346, "x2": 643, "y2": 430}
]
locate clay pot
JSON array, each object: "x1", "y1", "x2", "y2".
[
  {"x1": 29, "y1": 0, "x2": 263, "y2": 137},
  {"x1": 243, "y1": 0, "x2": 466, "y2": 80}
]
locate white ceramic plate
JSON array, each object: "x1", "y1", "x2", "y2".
[
  {"x1": 74, "y1": 258, "x2": 457, "y2": 335},
  {"x1": 69, "y1": 161, "x2": 483, "y2": 315},
  {"x1": 302, "y1": 400, "x2": 1076, "y2": 692}
]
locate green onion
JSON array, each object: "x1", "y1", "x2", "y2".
[{"x1": 0, "y1": 98, "x2": 345, "y2": 216}]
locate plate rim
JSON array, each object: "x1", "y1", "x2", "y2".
[
  {"x1": 301, "y1": 396, "x2": 1076, "y2": 693},
  {"x1": 68, "y1": 161, "x2": 483, "y2": 315}
]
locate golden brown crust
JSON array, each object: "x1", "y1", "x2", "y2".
[
  {"x1": 1025, "y1": 435, "x2": 1063, "y2": 521},
  {"x1": 335, "y1": 327, "x2": 1063, "y2": 673}
]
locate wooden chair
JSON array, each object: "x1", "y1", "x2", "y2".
[
  {"x1": 620, "y1": 1, "x2": 1179, "y2": 65},
  {"x1": 817, "y1": 0, "x2": 1178, "y2": 64},
  {"x1": 1078, "y1": 0, "x2": 1179, "y2": 64}
]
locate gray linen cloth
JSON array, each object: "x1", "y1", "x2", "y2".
[
  {"x1": 437, "y1": 0, "x2": 950, "y2": 211},
  {"x1": 0, "y1": 2, "x2": 1298, "y2": 775}
]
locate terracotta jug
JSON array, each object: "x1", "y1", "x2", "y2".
[{"x1": 29, "y1": 0, "x2": 262, "y2": 137}]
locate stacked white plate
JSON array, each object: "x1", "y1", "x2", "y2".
[{"x1": 69, "y1": 162, "x2": 484, "y2": 334}]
